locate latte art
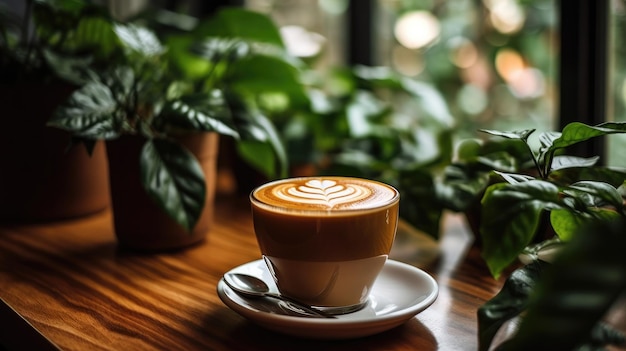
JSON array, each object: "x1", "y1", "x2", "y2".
[
  {"x1": 275, "y1": 180, "x2": 370, "y2": 208},
  {"x1": 252, "y1": 177, "x2": 398, "y2": 211}
]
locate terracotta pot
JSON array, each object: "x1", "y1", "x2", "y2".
[
  {"x1": 0, "y1": 83, "x2": 110, "y2": 223},
  {"x1": 106, "y1": 133, "x2": 219, "y2": 252}
]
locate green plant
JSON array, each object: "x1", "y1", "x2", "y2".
[
  {"x1": 474, "y1": 122, "x2": 626, "y2": 279},
  {"x1": 0, "y1": 0, "x2": 117, "y2": 84},
  {"x1": 470, "y1": 122, "x2": 626, "y2": 350},
  {"x1": 295, "y1": 65, "x2": 456, "y2": 238},
  {"x1": 4, "y1": 1, "x2": 304, "y2": 232},
  {"x1": 478, "y1": 216, "x2": 626, "y2": 351},
  {"x1": 437, "y1": 135, "x2": 534, "y2": 214}
]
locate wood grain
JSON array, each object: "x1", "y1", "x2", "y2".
[{"x1": 0, "y1": 194, "x2": 519, "y2": 351}]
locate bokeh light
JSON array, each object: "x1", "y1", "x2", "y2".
[
  {"x1": 484, "y1": 0, "x2": 525, "y2": 34},
  {"x1": 457, "y1": 84, "x2": 488, "y2": 115},
  {"x1": 495, "y1": 48, "x2": 544, "y2": 99},
  {"x1": 448, "y1": 36, "x2": 478, "y2": 69},
  {"x1": 280, "y1": 25, "x2": 326, "y2": 58},
  {"x1": 392, "y1": 44, "x2": 425, "y2": 76},
  {"x1": 394, "y1": 11, "x2": 441, "y2": 50}
]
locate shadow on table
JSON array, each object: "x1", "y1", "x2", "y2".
[{"x1": 223, "y1": 317, "x2": 437, "y2": 351}]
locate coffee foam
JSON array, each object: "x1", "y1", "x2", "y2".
[{"x1": 252, "y1": 177, "x2": 398, "y2": 212}]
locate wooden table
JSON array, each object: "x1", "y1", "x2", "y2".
[{"x1": 0, "y1": 193, "x2": 507, "y2": 351}]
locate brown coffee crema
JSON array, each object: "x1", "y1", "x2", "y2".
[{"x1": 251, "y1": 177, "x2": 400, "y2": 261}]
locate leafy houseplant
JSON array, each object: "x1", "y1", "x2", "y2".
[
  {"x1": 478, "y1": 214, "x2": 626, "y2": 350},
  {"x1": 471, "y1": 121, "x2": 626, "y2": 350},
  {"x1": 38, "y1": 3, "x2": 304, "y2": 250},
  {"x1": 0, "y1": 0, "x2": 112, "y2": 222},
  {"x1": 437, "y1": 133, "x2": 534, "y2": 237},
  {"x1": 476, "y1": 121, "x2": 626, "y2": 278}
]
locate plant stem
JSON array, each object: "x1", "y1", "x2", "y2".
[
  {"x1": 542, "y1": 150, "x2": 555, "y2": 180},
  {"x1": 525, "y1": 139, "x2": 544, "y2": 179}
]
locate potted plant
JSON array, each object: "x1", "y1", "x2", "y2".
[
  {"x1": 46, "y1": 4, "x2": 305, "y2": 251},
  {"x1": 0, "y1": 0, "x2": 112, "y2": 222},
  {"x1": 467, "y1": 121, "x2": 626, "y2": 350}
]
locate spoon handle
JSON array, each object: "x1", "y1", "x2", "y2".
[{"x1": 263, "y1": 293, "x2": 337, "y2": 319}]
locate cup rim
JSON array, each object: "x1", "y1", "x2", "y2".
[{"x1": 249, "y1": 176, "x2": 400, "y2": 215}]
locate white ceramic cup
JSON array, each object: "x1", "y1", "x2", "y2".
[{"x1": 250, "y1": 176, "x2": 400, "y2": 314}]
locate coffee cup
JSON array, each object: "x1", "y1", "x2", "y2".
[{"x1": 250, "y1": 176, "x2": 400, "y2": 315}]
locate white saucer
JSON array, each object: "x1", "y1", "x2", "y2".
[{"x1": 217, "y1": 259, "x2": 438, "y2": 339}]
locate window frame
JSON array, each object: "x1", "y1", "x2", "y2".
[{"x1": 557, "y1": 0, "x2": 609, "y2": 160}]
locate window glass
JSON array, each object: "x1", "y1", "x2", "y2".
[
  {"x1": 246, "y1": 0, "x2": 557, "y2": 140},
  {"x1": 375, "y1": 0, "x2": 557, "y2": 138}
]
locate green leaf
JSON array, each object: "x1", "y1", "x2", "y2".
[
  {"x1": 478, "y1": 138, "x2": 534, "y2": 169},
  {"x1": 498, "y1": 218, "x2": 626, "y2": 350},
  {"x1": 480, "y1": 128, "x2": 536, "y2": 142},
  {"x1": 549, "y1": 209, "x2": 588, "y2": 241},
  {"x1": 550, "y1": 208, "x2": 620, "y2": 242},
  {"x1": 113, "y1": 23, "x2": 164, "y2": 57},
  {"x1": 438, "y1": 163, "x2": 491, "y2": 212},
  {"x1": 236, "y1": 141, "x2": 277, "y2": 181},
  {"x1": 478, "y1": 261, "x2": 548, "y2": 351},
  {"x1": 538, "y1": 130, "x2": 560, "y2": 151},
  {"x1": 480, "y1": 180, "x2": 562, "y2": 278},
  {"x1": 476, "y1": 152, "x2": 521, "y2": 173},
  {"x1": 334, "y1": 149, "x2": 377, "y2": 169},
  {"x1": 540, "y1": 122, "x2": 626, "y2": 176},
  {"x1": 397, "y1": 168, "x2": 444, "y2": 239},
  {"x1": 140, "y1": 139, "x2": 206, "y2": 232},
  {"x1": 42, "y1": 49, "x2": 93, "y2": 84},
  {"x1": 48, "y1": 80, "x2": 120, "y2": 139},
  {"x1": 403, "y1": 127, "x2": 452, "y2": 167},
  {"x1": 190, "y1": 37, "x2": 251, "y2": 63},
  {"x1": 160, "y1": 91, "x2": 239, "y2": 138},
  {"x1": 193, "y1": 8, "x2": 284, "y2": 46},
  {"x1": 401, "y1": 77, "x2": 455, "y2": 127},
  {"x1": 227, "y1": 55, "x2": 308, "y2": 108},
  {"x1": 455, "y1": 138, "x2": 483, "y2": 162},
  {"x1": 346, "y1": 91, "x2": 389, "y2": 137},
  {"x1": 353, "y1": 65, "x2": 455, "y2": 127},
  {"x1": 400, "y1": 77, "x2": 455, "y2": 127},
  {"x1": 550, "y1": 155, "x2": 599, "y2": 171},
  {"x1": 72, "y1": 16, "x2": 119, "y2": 59},
  {"x1": 33, "y1": 0, "x2": 89, "y2": 41},
  {"x1": 229, "y1": 97, "x2": 288, "y2": 179},
  {"x1": 165, "y1": 35, "x2": 212, "y2": 80},
  {"x1": 565, "y1": 181, "x2": 624, "y2": 210},
  {"x1": 494, "y1": 171, "x2": 535, "y2": 184},
  {"x1": 550, "y1": 166, "x2": 626, "y2": 188},
  {"x1": 551, "y1": 122, "x2": 626, "y2": 150},
  {"x1": 352, "y1": 65, "x2": 402, "y2": 87}
]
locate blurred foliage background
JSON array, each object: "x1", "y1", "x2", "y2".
[
  {"x1": 245, "y1": 0, "x2": 557, "y2": 140},
  {"x1": 242, "y1": 0, "x2": 626, "y2": 168}
]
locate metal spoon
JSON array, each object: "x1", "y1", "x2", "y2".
[{"x1": 223, "y1": 272, "x2": 336, "y2": 319}]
